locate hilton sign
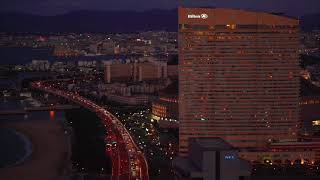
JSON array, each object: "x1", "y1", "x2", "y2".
[{"x1": 187, "y1": 14, "x2": 208, "y2": 19}]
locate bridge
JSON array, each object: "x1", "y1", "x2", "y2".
[
  {"x1": 31, "y1": 81, "x2": 149, "y2": 180},
  {"x1": 0, "y1": 105, "x2": 80, "y2": 115}
]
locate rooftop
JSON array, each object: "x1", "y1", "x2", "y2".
[
  {"x1": 179, "y1": 7, "x2": 299, "y2": 25},
  {"x1": 189, "y1": 137, "x2": 236, "y2": 151}
]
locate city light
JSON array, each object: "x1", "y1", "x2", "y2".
[{"x1": 1, "y1": 2, "x2": 320, "y2": 180}]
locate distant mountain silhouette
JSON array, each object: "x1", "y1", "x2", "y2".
[
  {"x1": 0, "y1": 9, "x2": 177, "y2": 33},
  {"x1": 0, "y1": 9, "x2": 319, "y2": 33}
]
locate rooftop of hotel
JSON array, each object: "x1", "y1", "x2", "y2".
[{"x1": 179, "y1": 7, "x2": 299, "y2": 25}]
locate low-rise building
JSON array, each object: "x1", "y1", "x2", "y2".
[
  {"x1": 105, "y1": 94, "x2": 149, "y2": 105},
  {"x1": 239, "y1": 139, "x2": 320, "y2": 165},
  {"x1": 151, "y1": 81, "x2": 178, "y2": 128},
  {"x1": 173, "y1": 138, "x2": 251, "y2": 180},
  {"x1": 28, "y1": 60, "x2": 50, "y2": 71}
]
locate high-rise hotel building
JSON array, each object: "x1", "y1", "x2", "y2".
[{"x1": 178, "y1": 7, "x2": 300, "y2": 155}]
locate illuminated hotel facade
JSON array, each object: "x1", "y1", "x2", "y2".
[{"x1": 178, "y1": 7, "x2": 300, "y2": 155}]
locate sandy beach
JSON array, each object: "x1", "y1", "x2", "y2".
[{"x1": 0, "y1": 120, "x2": 70, "y2": 180}]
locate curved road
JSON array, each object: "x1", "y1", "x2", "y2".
[{"x1": 32, "y1": 81, "x2": 149, "y2": 180}]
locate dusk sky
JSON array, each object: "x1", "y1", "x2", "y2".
[{"x1": 1, "y1": 0, "x2": 320, "y2": 16}]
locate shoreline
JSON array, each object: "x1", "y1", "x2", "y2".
[
  {"x1": 0, "y1": 128, "x2": 33, "y2": 169},
  {"x1": 0, "y1": 120, "x2": 71, "y2": 180}
]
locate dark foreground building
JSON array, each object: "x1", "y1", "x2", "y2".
[{"x1": 173, "y1": 138, "x2": 251, "y2": 180}]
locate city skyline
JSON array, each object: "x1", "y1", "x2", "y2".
[
  {"x1": 0, "y1": 0, "x2": 320, "y2": 16},
  {"x1": 1, "y1": 2, "x2": 320, "y2": 180}
]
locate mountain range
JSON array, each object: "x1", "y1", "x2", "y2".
[{"x1": 0, "y1": 9, "x2": 319, "y2": 33}]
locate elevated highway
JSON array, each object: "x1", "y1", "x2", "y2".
[{"x1": 31, "y1": 81, "x2": 149, "y2": 180}]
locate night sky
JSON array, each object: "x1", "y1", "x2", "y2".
[{"x1": 1, "y1": 0, "x2": 320, "y2": 16}]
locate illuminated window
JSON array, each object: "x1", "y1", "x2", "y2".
[
  {"x1": 312, "y1": 120, "x2": 320, "y2": 126},
  {"x1": 199, "y1": 117, "x2": 208, "y2": 121},
  {"x1": 226, "y1": 24, "x2": 236, "y2": 29}
]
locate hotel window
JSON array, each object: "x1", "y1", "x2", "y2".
[{"x1": 226, "y1": 24, "x2": 237, "y2": 30}]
